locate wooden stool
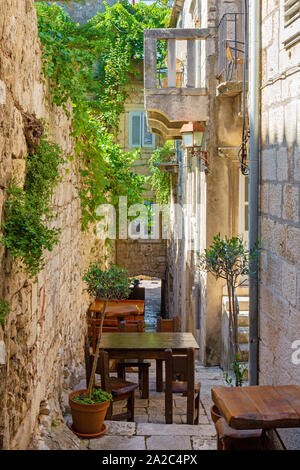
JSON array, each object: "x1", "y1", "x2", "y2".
[{"x1": 216, "y1": 417, "x2": 263, "y2": 450}]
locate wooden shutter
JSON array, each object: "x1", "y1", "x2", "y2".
[
  {"x1": 129, "y1": 112, "x2": 142, "y2": 147},
  {"x1": 284, "y1": 0, "x2": 300, "y2": 27}
]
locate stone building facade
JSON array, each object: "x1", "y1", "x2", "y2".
[
  {"x1": 259, "y1": 0, "x2": 300, "y2": 450},
  {"x1": 0, "y1": 0, "x2": 104, "y2": 449},
  {"x1": 116, "y1": 65, "x2": 167, "y2": 286},
  {"x1": 144, "y1": 0, "x2": 247, "y2": 365}
]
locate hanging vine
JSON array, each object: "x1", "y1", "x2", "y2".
[{"x1": 35, "y1": 1, "x2": 170, "y2": 229}]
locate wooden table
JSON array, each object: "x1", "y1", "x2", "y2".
[
  {"x1": 212, "y1": 385, "x2": 300, "y2": 432},
  {"x1": 89, "y1": 303, "x2": 140, "y2": 322},
  {"x1": 90, "y1": 300, "x2": 145, "y2": 316},
  {"x1": 101, "y1": 332, "x2": 199, "y2": 424}
]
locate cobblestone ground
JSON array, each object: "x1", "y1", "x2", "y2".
[{"x1": 56, "y1": 362, "x2": 224, "y2": 451}]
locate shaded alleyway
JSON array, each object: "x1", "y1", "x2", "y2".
[{"x1": 139, "y1": 279, "x2": 162, "y2": 331}]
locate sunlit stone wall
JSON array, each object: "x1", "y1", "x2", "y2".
[{"x1": 259, "y1": 0, "x2": 300, "y2": 450}]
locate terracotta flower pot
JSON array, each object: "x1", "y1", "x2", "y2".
[
  {"x1": 69, "y1": 389, "x2": 110, "y2": 435},
  {"x1": 210, "y1": 404, "x2": 222, "y2": 424}
]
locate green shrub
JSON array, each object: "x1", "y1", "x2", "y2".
[
  {"x1": 0, "y1": 299, "x2": 9, "y2": 326},
  {"x1": 149, "y1": 142, "x2": 175, "y2": 204},
  {"x1": 1, "y1": 138, "x2": 64, "y2": 277},
  {"x1": 73, "y1": 388, "x2": 112, "y2": 405}
]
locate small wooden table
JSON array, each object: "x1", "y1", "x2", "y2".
[
  {"x1": 101, "y1": 332, "x2": 200, "y2": 424},
  {"x1": 89, "y1": 303, "x2": 140, "y2": 323},
  {"x1": 212, "y1": 385, "x2": 300, "y2": 432},
  {"x1": 90, "y1": 300, "x2": 145, "y2": 316}
]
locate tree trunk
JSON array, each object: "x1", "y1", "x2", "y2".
[
  {"x1": 87, "y1": 300, "x2": 107, "y2": 399},
  {"x1": 227, "y1": 279, "x2": 239, "y2": 357}
]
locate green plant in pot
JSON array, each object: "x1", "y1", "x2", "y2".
[
  {"x1": 69, "y1": 264, "x2": 131, "y2": 436},
  {"x1": 199, "y1": 234, "x2": 260, "y2": 422}
]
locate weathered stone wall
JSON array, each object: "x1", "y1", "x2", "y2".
[
  {"x1": 51, "y1": 0, "x2": 117, "y2": 24},
  {"x1": 0, "y1": 0, "x2": 103, "y2": 449},
  {"x1": 259, "y1": 0, "x2": 300, "y2": 450}
]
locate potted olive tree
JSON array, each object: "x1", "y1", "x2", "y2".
[
  {"x1": 69, "y1": 264, "x2": 131, "y2": 437},
  {"x1": 198, "y1": 234, "x2": 260, "y2": 422}
]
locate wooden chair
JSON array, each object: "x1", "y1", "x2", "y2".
[
  {"x1": 164, "y1": 348, "x2": 201, "y2": 425},
  {"x1": 116, "y1": 320, "x2": 151, "y2": 399},
  {"x1": 156, "y1": 316, "x2": 180, "y2": 392},
  {"x1": 215, "y1": 417, "x2": 263, "y2": 450},
  {"x1": 95, "y1": 350, "x2": 138, "y2": 422}
]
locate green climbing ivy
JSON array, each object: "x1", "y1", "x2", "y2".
[
  {"x1": 0, "y1": 299, "x2": 9, "y2": 326},
  {"x1": 1, "y1": 138, "x2": 64, "y2": 277},
  {"x1": 35, "y1": 1, "x2": 170, "y2": 229},
  {"x1": 149, "y1": 141, "x2": 176, "y2": 204}
]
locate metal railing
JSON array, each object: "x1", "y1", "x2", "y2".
[{"x1": 217, "y1": 13, "x2": 247, "y2": 82}]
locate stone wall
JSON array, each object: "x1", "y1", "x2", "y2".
[
  {"x1": 0, "y1": 0, "x2": 103, "y2": 449},
  {"x1": 51, "y1": 0, "x2": 117, "y2": 24},
  {"x1": 259, "y1": 0, "x2": 300, "y2": 450}
]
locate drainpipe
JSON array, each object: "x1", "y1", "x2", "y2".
[
  {"x1": 248, "y1": 0, "x2": 261, "y2": 385},
  {"x1": 193, "y1": 155, "x2": 200, "y2": 330}
]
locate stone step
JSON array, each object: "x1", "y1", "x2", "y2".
[
  {"x1": 238, "y1": 311, "x2": 249, "y2": 327},
  {"x1": 238, "y1": 326, "x2": 249, "y2": 344},
  {"x1": 223, "y1": 296, "x2": 249, "y2": 311}
]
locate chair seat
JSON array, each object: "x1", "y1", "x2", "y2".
[
  {"x1": 95, "y1": 378, "x2": 138, "y2": 396},
  {"x1": 216, "y1": 417, "x2": 262, "y2": 440},
  {"x1": 163, "y1": 381, "x2": 201, "y2": 394}
]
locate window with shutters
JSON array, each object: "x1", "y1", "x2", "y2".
[
  {"x1": 129, "y1": 111, "x2": 155, "y2": 148},
  {"x1": 283, "y1": 0, "x2": 300, "y2": 48}
]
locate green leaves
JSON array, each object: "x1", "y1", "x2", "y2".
[
  {"x1": 0, "y1": 299, "x2": 10, "y2": 326},
  {"x1": 199, "y1": 233, "x2": 261, "y2": 286},
  {"x1": 73, "y1": 388, "x2": 112, "y2": 405},
  {"x1": 83, "y1": 263, "x2": 131, "y2": 301},
  {"x1": 35, "y1": 1, "x2": 167, "y2": 231},
  {"x1": 149, "y1": 142, "x2": 175, "y2": 204},
  {"x1": 1, "y1": 138, "x2": 64, "y2": 277}
]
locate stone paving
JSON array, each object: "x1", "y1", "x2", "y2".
[{"x1": 60, "y1": 362, "x2": 225, "y2": 450}]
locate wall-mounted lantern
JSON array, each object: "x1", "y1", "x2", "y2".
[
  {"x1": 180, "y1": 121, "x2": 209, "y2": 173},
  {"x1": 180, "y1": 122, "x2": 205, "y2": 148}
]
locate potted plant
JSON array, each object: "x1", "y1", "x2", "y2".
[
  {"x1": 69, "y1": 264, "x2": 131, "y2": 437},
  {"x1": 199, "y1": 234, "x2": 260, "y2": 422}
]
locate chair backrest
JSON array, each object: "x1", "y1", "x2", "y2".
[
  {"x1": 157, "y1": 316, "x2": 180, "y2": 332},
  {"x1": 165, "y1": 348, "x2": 195, "y2": 386},
  {"x1": 119, "y1": 319, "x2": 145, "y2": 332},
  {"x1": 87, "y1": 318, "x2": 120, "y2": 352},
  {"x1": 97, "y1": 350, "x2": 112, "y2": 393}
]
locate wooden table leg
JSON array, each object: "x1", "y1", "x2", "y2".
[
  {"x1": 164, "y1": 349, "x2": 173, "y2": 424},
  {"x1": 156, "y1": 359, "x2": 163, "y2": 392},
  {"x1": 187, "y1": 348, "x2": 195, "y2": 425},
  {"x1": 141, "y1": 365, "x2": 149, "y2": 399}
]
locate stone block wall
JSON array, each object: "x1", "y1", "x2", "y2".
[
  {"x1": 0, "y1": 0, "x2": 103, "y2": 449},
  {"x1": 260, "y1": 0, "x2": 300, "y2": 449}
]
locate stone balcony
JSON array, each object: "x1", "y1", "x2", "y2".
[{"x1": 144, "y1": 28, "x2": 211, "y2": 140}]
